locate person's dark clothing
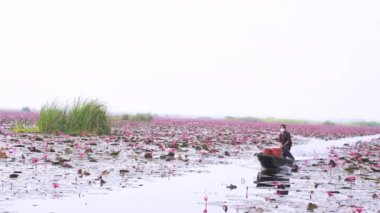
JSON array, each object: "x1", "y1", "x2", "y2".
[
  {"x1": 279, "y1": 131, "x2": 292, "y2": 146},
  {"x1": 279, "y1": 131, "x2": 295, "y2": 160},
  {"x1": 282, "y1": 144, "x2": 294, "y2": 160}
]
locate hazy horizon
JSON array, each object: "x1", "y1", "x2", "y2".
[
  {"x1": 1, "y1": 0, "x2": 379, "y2": 122},
  {"x1": 0, "y1": 106, "x2": 376, "y2": 123}
]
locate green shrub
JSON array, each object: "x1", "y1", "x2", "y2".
[
  {"x1": 121, "y1": 114, "x2": 130, "y2": 121},
  {"x1": 323, "y1": 120, "x2": 335, "y2": 126},
  {"x1": 121, "y1": 113, "x2": 154, "y2": 122},
  {"x1": 352, "y1": 121, "x2": 380, "y2": 127},
  {"x1": 37, "y1": 98, "x2": 110, "y2": 135},
  {"x1": 132, "y1": 113, "x2": 154, "y2": 121},
  {"x1": 21, "y1": 106, "x2": 32, "y2": 112}
]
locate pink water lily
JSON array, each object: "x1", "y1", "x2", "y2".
[
  {"x1": 76, "y1": 143, "x2": 82, "y2": 150},
  {"x1": 32, "y1": 157, "x2": 39, "y2": 164},
  {"x1": 345, "y1": 176, "x2": 356, "y2": 183},
  {"x1": 8, "y1": 148, "x2": 15, "y2": 154},
  {"x1": 203, "y1": 194, "x2": 208, "y2": 210},
  {"x1": 157, "y1": 143, "x2": 165, "y2": 151},
  {"x1": 350, "y1": 151, "x2": 359, "y2": 159},
  {"x1": 327, "y1": 191, "x2": 334, "y2": 197},
  {"x1": 181, "y1": 132, "x2": 189, "y2": 141},
  {"x1": 105, "y1": 138, "x2": 110, "y2": 144},
  {"x1": 52, "y1": 183, "x2": 60, "y2": 188},
  {"x1": 356, "y1": 207, "x2": 364, "y2": 213}
]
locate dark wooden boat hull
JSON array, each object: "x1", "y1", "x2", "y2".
[
  {"x1": 255, "y1": 169, "x2": 291, "y2": 195},
  {"x1": 257, "y1": 153, "x2": 294, "y2": 169}
]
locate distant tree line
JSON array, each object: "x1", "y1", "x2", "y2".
[
  {"x1": 21, "y1": 106, "x2": 32, "y2": 112},
  {"x1": 352, "y1": 121, "x2": 380, "y2": 127},
  {"x1": 121, "y1": 113, "x2": 154, "y2": 122}
]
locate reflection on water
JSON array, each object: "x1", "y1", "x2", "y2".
[
  {"x1": 4, "y1": 135, "x2": 379, "y2": 213},
  {"x1": 255, "y1": 169, "x2": 291, "y2": 195}
]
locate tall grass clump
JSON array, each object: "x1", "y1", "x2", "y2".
[
  {"x1": 67, "y1": 99, "x2": 110, "y2": 135},
  {"x1": 38, "y1": 102, "x2": 67, "y2": 134},
  {"x1": 38, "y1": 98, "x2": 110, "y2": 135}
]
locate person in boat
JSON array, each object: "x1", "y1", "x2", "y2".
[{"x1": 278, "y1": 124, "x2": 295, "y2": 160}]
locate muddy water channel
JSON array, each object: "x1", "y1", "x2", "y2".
[{"x1": 1, "y1": 135, "x2": 380, "y2": 213}]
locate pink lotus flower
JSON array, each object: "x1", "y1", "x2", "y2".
[
  {"x1": 168, "y1": 148, "x2": 176, "y2": 154},
  {"x1": 32, "y1": 157, "x2": 39, "y2": 164},
  {"x1": 351, "y1": 151, "x2": 359, "y2": 158},
  {"x1": 356, "y1": 207, "x2": 364, "y2": 213},
  {"x1": 181, "y1": 133, "x2": 189, "y2": 140},
  {"x1": 52, "y1": 183, "x2": 60, "y2": 188},
  {"x1": 327, "y1": 191, "x2": 334, "y2": 197},
  {"x1": 124, "y1": 130, "x2": 132, "y2": 137},
  {"x1": 203, "y1": 194, "x2": 208, "y2": 210},
  {"x1": 345, "y1": 176, "x2": 356, "y2": 183},
  {"x1": 79, "y1": 152, "x2": 85, "y2": 158}
]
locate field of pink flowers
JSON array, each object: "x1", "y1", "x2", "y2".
[
  {"x1": 0, "y1": 111, "x2": 38, "y2": 123},
  {"x1": 2, "y1": 110, "x2": 380, "y2": 139},
  {"x1": 0, "y1": 111, "x2": 379, "y2": 212},
  {"x1": 151, "y1": 118, "x2": 380, "y2": 139}
]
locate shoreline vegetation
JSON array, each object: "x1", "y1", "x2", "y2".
[
  {"x1": 1, "y1": 108, "x2": 380, "y2": 129},
  {"x1": 224, "y1": 116, "x2": 380, "y2": 127},
  {"x1": 1, "y1": 111, "x2": 380, "y2": 138},
  {"x1": 0, "y1": 97, "x2": 380, "y2": 139}
]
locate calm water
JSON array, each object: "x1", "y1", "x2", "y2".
[{"x1": 3, "y1": 134, "x2": 379, "y2": 213}]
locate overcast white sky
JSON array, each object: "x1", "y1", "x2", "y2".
[{"x1": 1, "y1": 0, "x2": 379, "y2": 121}]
